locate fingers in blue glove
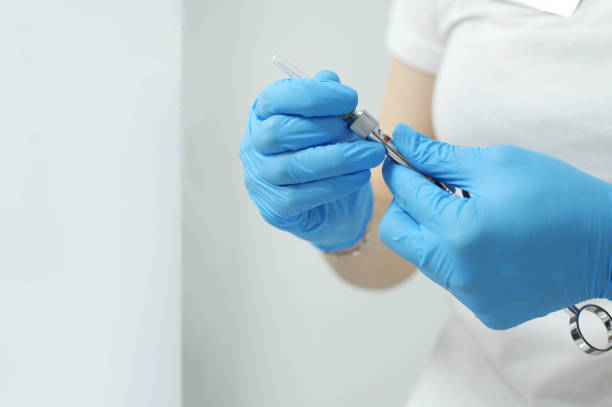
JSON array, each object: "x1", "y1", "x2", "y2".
[
  {"x1": 378, "y1": 200, "x2": 424, "y2": 267},
  {"x1": 247, "y1": 139, "x2": 385, "y2": 185},
  {"x1": 391, "y1": 123, "x2": 478, "y2": 189},
  {"x1": 378, "y1": 128, "x2": 612, "y2": 331},
  {"x1": 382, "y1": 157, "x2": 469, "y2": 225},
  {"x1": 250, "y1": 114, "x2": 355, "y2": 154},
  {"x1": 243, "y1": 162, "x2": 372, "y2": 220},
  {"x1": 312, "y1": 70, "x2": 341, "y2": 82},
  {"x1": 254, "y1": 70, "x2": 357, "y2": 119},
  {"x1": 241, "y1": 70, "x2": 380, "y2": 251}
]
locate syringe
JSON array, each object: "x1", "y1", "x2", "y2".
[{"x1": 271, "y1": 54, "x2": 469, "y2": 198}]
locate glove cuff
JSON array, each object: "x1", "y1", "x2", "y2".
[
  {"x1": 325, "y1": 229, "x2": 370, "y2": 258},
  {"x1": 314, "y1": 186, "x2": 374, "y2": 253}
]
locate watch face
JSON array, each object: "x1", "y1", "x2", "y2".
[{"x1": 499, "y1": 0, "x2": 582, "y2": 16}]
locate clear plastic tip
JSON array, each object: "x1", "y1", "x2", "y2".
[{"x1": 271, "y1": 54, "x2": 310, "y2": 79}]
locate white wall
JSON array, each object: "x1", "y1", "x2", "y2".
[
  {"x1": 0, "y1": 2, "x2": 181, "y2": 406},
  {"x1": 183, "y1": 1, "x2": 449, "y2": 406}
]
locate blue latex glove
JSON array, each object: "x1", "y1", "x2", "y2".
[
  {"x1": 239, "y1": 71, "x2": 386, "y2": 252},
  {"x1": 379, "y1": 123, "x2": 612, "y2": 329}
]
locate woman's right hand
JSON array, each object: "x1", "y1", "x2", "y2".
[{"x1": 239, "y1": 71, "x2": 386, "y2": 252}]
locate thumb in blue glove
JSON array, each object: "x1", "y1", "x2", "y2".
[{"x1": 379, "y1": 123, "x2": 612, "y2": 330}]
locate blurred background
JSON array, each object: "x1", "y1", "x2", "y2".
[{"x1": 183, "y1": 1, "x2": 449, "y2": 406}]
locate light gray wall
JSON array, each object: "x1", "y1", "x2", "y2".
[
  {"x1": 1, "y1": 2, "x2": 181, "y2": 406},
  {"x1": 183, "y1": 1, "x2": 450, "y2": 406}
]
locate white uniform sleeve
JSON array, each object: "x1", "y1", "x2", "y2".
[{"x1": 385, "y1": 0, "x2": 444, "y2": 75}]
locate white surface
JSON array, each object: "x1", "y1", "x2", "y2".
[
  {"x1": 388, "y1": 1, "x2": 612, "y2": 405},
  {"x1": 500, "y1": 0, "x2": 582, "y2": 16},
  {"x1": 0, "y1": 2, "x2": 181, "y2": 406},
  {"x1": 183, "y1": 1, "x2": 450, "y2": 406}
]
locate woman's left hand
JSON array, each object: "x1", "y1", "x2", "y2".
[{"x1": 379, "y1": 123, "x2": 612, "y2": 329}]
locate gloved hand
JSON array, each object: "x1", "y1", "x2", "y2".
[
  {"x1": 379, "y1": 123, "x2": 612, "y2": 329},
  {"x1": 239, "y1": 71, "x2": 386, "y2": 252}
]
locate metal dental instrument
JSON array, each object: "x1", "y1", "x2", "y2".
[
  {"x1": 564, "y1": 305, "x2": 612, "y2": 355},
  {"x1": 272, "y1": 54, "x2": 612, "y2": 355},
  {"x1": 271, "y1": 54, "x2": 468, "y2": 198}
]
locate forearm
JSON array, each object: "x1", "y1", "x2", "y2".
[
  {"x1": 324, "y1": 185, "x2": 416, "y2": 289},
  {"x1": 324, "y1": 59, "x2": 436, "y2": 289}
]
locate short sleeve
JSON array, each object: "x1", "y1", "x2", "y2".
[{"x1": 385, "y1": 0, "x2": 445, "y2": 75}]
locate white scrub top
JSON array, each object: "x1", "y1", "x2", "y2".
[
  {"x1": 386, "y1": 0, "x2": 612, "y2": 405},
  {"x1": 0, "y1": 2, "x2": 181, "y2": 406}
]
